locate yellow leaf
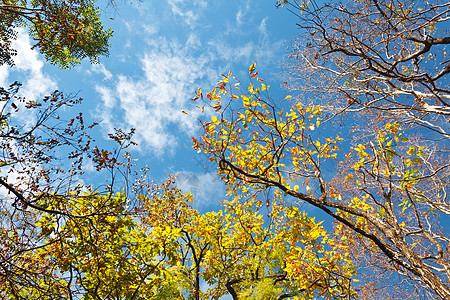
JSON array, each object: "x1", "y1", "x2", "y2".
[{"x1": 249, "y1": 63, "x2": 255, "y2": 74}]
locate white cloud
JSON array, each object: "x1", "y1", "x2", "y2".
[
  {"x1": 0, "y1": 65, "x2": 9, "y2": 88},
  {"x1": 206, "y1": 38, "x2": 280, "y2": 71},
  {"x1": 259, "y1": 17, "x2": 269, "y2": 41},
  {"x1": 236, "y1": 1, "x2": 251, "y2": 26},
  {"x1": 176, "y1": 171, "x2": 225, "y2": 208},
  {"x1": 96, "y1": 36, "x2": 216, "y2": 155},
  {"x1": 143, "y1": 24, "x2": 158, "y2": 35},
  {"x1": 91, "y1": 64, "x2": 113, "y2": 81},
  {"x1": 207, "y1": 40, "x2": 255, "y2": 65},
  {"x1": 95, "y1": 85, "x2": 116, "y2": 136},
  {"x1": 0, "y1": 28, "x2": 57, "y2": 131},
  {"x1": 96, "y1": 85, "x2": 116, "y2": 108},
  {"x1": 167, "y1": 0, "x2": 208, "y2": 28}
]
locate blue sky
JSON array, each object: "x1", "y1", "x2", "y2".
[{"x1": 0, "y1": 1, "x2": 300, "y2": 210}]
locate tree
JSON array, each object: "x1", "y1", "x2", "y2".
[
  {"x1": 279, "y1": 0, "x2": 450, "y2": 140},
  {"x1": 0, "y1": 82, "x2": 136, "y2": 298},
  {"x1": 0, "y1": 0, "x2": 113, "y2": 68},
  {"x1": 16, "y1": 176, "x2": 356, "y2": 299},
  {"x1": 192, "y1": 66, "x2": 450, "y2": 299},
  {"x1": 277, "y1": 0, "x2": 450, "y2": 297}
]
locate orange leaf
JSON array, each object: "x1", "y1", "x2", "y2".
[{"x1": 250, "y1": 71, "x2": 258, "y2": 78}]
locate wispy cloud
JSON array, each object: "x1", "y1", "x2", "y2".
[
  {"x1": 236, "y1": 0, "x2": 251, "y2": 26},
  {"x1": 93, "y1": 0, "x2": 287, "y2": 155},
  {"x1": 207, "y1": 40, "x2": 255, "y2": 65},
  {"x1": 259, "y1": 17, "x2": 269, "y2": 41},
  {"x1": 206, "y1": 37, "x2": 281, "y2": 75},
  {"x1": 90, "y1": 64, "x2": 113, "y2": 81},
  {"x1": 95, "y1": 36, "x2": 216, "y2": 155},
  {"x1": 167, "y1": 0, "x2": 208, "y2": 28},
  {"x1": 176, "y1": 171, "x2": 225, "y2": 209}
]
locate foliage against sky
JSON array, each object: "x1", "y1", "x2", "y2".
[
  {"x1": 0, "y1": 0, "x2": 449, "y2": 299},
  {"x1": 0, "y1": 0, "x2": 112, "y2": 68},
  {"x1": 0, "y1": 0, "x2": 298, "y2": 205}
]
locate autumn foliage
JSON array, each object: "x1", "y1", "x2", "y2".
[
  {"x1": 192, "y1": 62, "x2": 450, "y2": 299},
  {"x1": 0, "y1": 0, "x2": 449, "y2": 299},
  {"x1": 0, "y1": 0, "x2": 112, "y2": 68}
]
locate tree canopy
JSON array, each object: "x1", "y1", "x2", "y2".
[
  {"x1": 193, "y1": 63, "x2": 449, "y2": 300},
  {"x1": 1, "y1": 0, "x2": 449, "y2": 299},
  {"x1": 0, "y1": 0, "x2": 112, "y2": 68},
  {"x1": 0, "y1": 84, "x2": 356, "y2": 299},
  {"x1": 21, "y1": 178, "x2": 355, "y2": 299}
]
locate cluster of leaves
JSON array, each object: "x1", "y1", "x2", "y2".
[
  {"x1": 1, "y1": 175, "x2": 356, "y2": 299},
  {"x1": 0, "y1": 7, "x2": 17, "y2": 66},
  {"x1": 140, "y1": 178, "x2": 355, "y2": 300},
  {"x1": 0, "y1": 0, "x2": 112, "y2": 68}
]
